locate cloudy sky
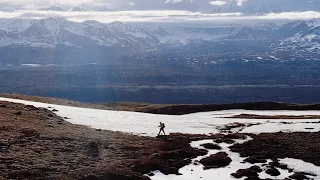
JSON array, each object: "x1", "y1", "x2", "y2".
[
  {"x1": 0, "y1": 0, "x2": 319, "y2": 22},
  {"x1": 1, "y1": 0, "x2": 251, "y2": 10}
]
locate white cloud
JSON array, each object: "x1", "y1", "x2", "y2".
[
  {"x1": 0, "y1": 10, "x2": 319, "y2": 23},
  {"x1": 165, "y1": 0, "x2": 184, "y2": 4},
  {"x1": 1, "y1": 0, "x2": 92, "y2": 7},
  {"x1": 236, "y1": 0, "x2": 247, "y2": 6},
  {"x1": 209, "y1": 1, "x2": 227, "y2": 6},
  {"x1": 260, "y1": 11, "x2": 320, "y2": 20}
]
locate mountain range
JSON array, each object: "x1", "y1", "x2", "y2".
[
  {"x1": 35, "y1": 0, "x2": 320, "y2": 15},
  {"x1": 209, "y1": 0, "x2": 320, "y2": 14},
  {"x1": 0, "y1": 17, "x2": 319, "y2": 65}
]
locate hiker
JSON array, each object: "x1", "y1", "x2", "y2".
[{"x1": 158, "y1": 122, "x2": 166, "y2": 136}]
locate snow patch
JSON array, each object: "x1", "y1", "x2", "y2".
[
  {"x1": 149, "y1": 137, "x2": 252, "y2": 180},
  {"x1": 280, "y1": 158, "x2": 320, "y2": 179},
  {"x1": 21, "y1": 64, "x2": 42, "y2": 67},
  {"x1": 1, "y1": 97, "x2": 320, "y2": 137}
]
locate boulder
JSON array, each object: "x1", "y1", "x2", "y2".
[
  {"x1": 249, "y1": 166, "x2": 262, "y2": 173},
  {"x1": 199, "y1": 152, "x2": 232, "y2": 169},
  {"x1": 214, "y1": 138, "x2": 234, "y2": 144},
  {"x1": 243, "y1": 156, "x2": 267, "y2": 164},
  {"x1": 244, "y1": 177, "x2": 262, "y2": 180},
  {"x1": 231, "y1": 168, "x2": 259, "y2": 179},
  {"x1": 278, "y1": 163, "x2": 288, "y2": 170},
  {"x1": 265, "y1": 167, "x2": 280, "y2": 176},
  {"x1": 200, "y1": 143, "x2": 222, "y2": 150}
]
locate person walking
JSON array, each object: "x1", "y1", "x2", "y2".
[{"x1": 158, "y1": 122, "x2": 166, "y2": 136}]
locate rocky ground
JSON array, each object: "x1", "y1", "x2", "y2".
[
  {"x1": 230, "y1": 132, "x2": 320, "y2": 180},
  {"x1": 1, "y1": 97, "x2": 320, "y2": 180},
  {"x1": 0, "y1": 100, "x2": 210, "y2": 180},
  {"x1": 0, "y1": 100, "x2": 246, "y2": 180},
  {"x1": 230, "y1": 133, "x2": 320, "y2": 167}
]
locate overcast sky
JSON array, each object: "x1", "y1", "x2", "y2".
[
  {"x1": 1, "y1": 0, "x2": 249, "y2": 10},
  {"x1": 0, "y1": 0, "x2": 319, "y2": 22}
]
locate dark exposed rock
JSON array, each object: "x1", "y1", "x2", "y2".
[
  {"x1": 133, "y1": 158, "x2": 181, "y2": 175},
  {"x1": 269, "y1": 159, "x2": 280, "y2": 167},
  {"x1": 229, "y1": 133, "x2": 320, "y2": 167},
  {"x1": 225, "y1": 134, "x2": 247, "y2": 140},
  {"x1": 0, "y1": 104, "x2": 7, "y2": 108},
  {"x1": 214, "y1": 138, "x2": 234, "y2": 144},
  {"x1": 278, "y1": 163, "x2": 288, "y2": 170},
  {"x1": 244, "y1": 177, "x2": 262, "y2": 180},
  {"x1": 220, "y1": 122, "x2": 246, "y2": 131},
  {"x1": 289, "y1": 172, "x2": 309, "y2": 180},
  {"x1": 200, "y1": 143, "x2": 221, "y2": 150},
  {"x1": 231, "y1": 168, "x2": 259, "y2": 179},
  {"x1": 214, "y1": 139, "x2": 223, "y2": 143},
  {"x1": 249, "y1": 165, "x2": 262, "y2": 173},
  {"x1": 199, "y1": 152, "x2": 232, "y2": 169},
  {"x1": 133, "y1": 137, "x2": 207, "y2": 176},
  {"x1": 243, "y1": 156, "x2": 267, "y2": 164},
  {"x1": 265, "y1": 167, "x2": 280, "y2": 176},
  {"x1": 159, "y1": 149, "x2": 204, "y2": 160}
]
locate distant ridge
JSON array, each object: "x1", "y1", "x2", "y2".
[
  {"x1": 144, "y1": 102, "x2": 320, "y2": 115},
  {"x1": 2, "y1": 93, "x2": 320, "y2": 115}
]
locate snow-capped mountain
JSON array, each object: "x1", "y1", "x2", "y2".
[
  {"x1": 273, "y1": 19, "x2": 320, "y2": 54},
  {"x1": 0, "y1": 17, "x2": 277, "y2": 50},
  {"x1": 0, "y1": 17, "x2": 319, "y2": 65},
  {"x1": 230, "y1": 23, "x2": 279, "y2": 39},
  {"x1": 0, "y1": 18, "x2": 160, "y2": 48}
]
